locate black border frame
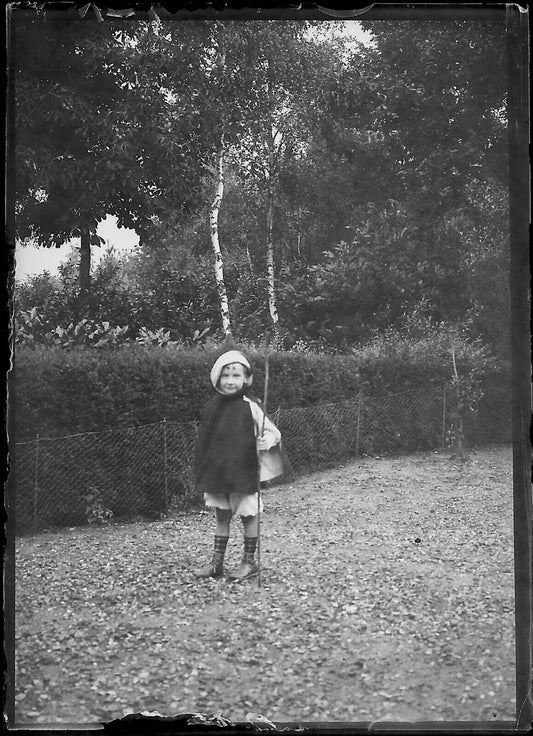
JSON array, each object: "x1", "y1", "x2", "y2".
[{"x1": 4, "y1": 2, "x2": 531, "y2": 733}]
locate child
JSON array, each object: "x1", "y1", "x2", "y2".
[{"x1": 194, "y1": 348, "x2": 282, "y2": 582}]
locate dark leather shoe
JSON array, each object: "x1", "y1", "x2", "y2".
[
  {"x1": 194, "y1": 560, "x2": 224, "y2": 579},
  {"x1": 228, "y1": 560, "x2": 258, "y2": 582}
]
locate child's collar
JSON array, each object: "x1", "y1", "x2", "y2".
[{"x1": 216, "y1": 387, "x2": 247, "y2": 399}]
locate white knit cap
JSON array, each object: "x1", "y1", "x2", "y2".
[{"x1": 210, "y1": 350, "x2": 253, "y2": 390}]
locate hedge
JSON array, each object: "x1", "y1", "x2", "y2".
[
  {"x1": 12, "y1": 343, "x2": 508, "y2": 443},
  {"x1": 12, "y1": 344, "x2": 512, "y2": 534}
]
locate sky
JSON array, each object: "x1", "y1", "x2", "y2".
[
  {"x1": 14, "y1": 20, "x2": 372, "y2": 283},
  {"x1": 14, "y1": 217, "x2": 139, "y2": 283}
]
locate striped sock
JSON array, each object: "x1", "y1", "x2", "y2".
[
  {"x1": 214, "y1": 535, "x2": 229, "y2": 562},
  {"x1": 244, "y1": 536, "x2": 257, "y2": 562}
]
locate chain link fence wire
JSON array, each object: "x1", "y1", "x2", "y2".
[
  {"x1": 462, "y1": 385, "x2": 512, "y2": 447},
  {"x1": 14, "y1": 384, "x2": 511, "y2": 535}
]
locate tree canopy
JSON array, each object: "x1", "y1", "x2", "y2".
[{"x1": 13, "y1": 14, "x2": 510, "y2": 358}]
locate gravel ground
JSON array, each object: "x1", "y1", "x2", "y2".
[{"x1": 14, "y1": 445, "x2": 516, "y2": 726}]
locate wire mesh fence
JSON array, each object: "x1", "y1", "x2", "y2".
[{"x1": 13, "y1": 383, "x2": 511, "y2": 535}]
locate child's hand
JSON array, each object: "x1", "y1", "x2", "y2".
[{"x1": 257, "y1": 435, "x2": 270, "y2": 451}]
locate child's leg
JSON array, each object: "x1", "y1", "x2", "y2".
[
  {"x1": 195, "y1": 507, "x2": 233, "y2": 579},
  {"x1": 228, "y1": 514, "x2": 259, "y2": 581},
  {"x1": 226, "y1": 493, "x2": 262, "y2": 581},
  {"x1": 242, "y1": 515, "x2": 258, "y2": 562},
  {"x1": 242, "y1": 513, "x2": 258, "y2": 538},
  {"x1": 215, "y1": 507, "x2": 233, "y2": 537},
  {"x1": 242, "y1": 514, "x2": 259, "y2": 567}
]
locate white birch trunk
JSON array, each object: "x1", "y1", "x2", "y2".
[
  {"x1": 265, "y1": 126, "x2": 279, "y2": 333},
  {"x1": 209, "y1": 137, "x2": 232, "y2": 335},
  {"x1": 266, "y1": 192, "x2": 279, "y2": 330}
]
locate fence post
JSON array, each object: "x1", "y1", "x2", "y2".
[
  {"x1": 442, "y1": 383, "x2": 447, "y2": 449},
  {"x1": 33, "y1": 434, "x2": 40, "y2": 533},
  {"x1": 355, "y1": 393, "x2": 363, "y2": 458},
  {"x1": 162, "y1": 417, "x2": 169, "y2": 512}
]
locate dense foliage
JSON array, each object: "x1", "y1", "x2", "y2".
[
  {"x1": 14, "y1": 338, "x2": 508, "y2": 534},
  {"x1": 14, "y1": 336, "x2": 505, "y2": 444},
  {"x1": 13, "y1": 15, "x2": 510, "y2": 359}
]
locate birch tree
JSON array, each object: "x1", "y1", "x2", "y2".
[
  {"x1": 209, "y1": 134, "x2": 231, "y2": 335},
  {"x1": 233, "y1": 22, "x2": 321, "y2": 336},
  {"x1": 148, "y1": 20, "x2": 308, "y2": 337},
  {"x1": 202, "y1": 28, "x2": 234, "y2": 334},
  {"x1": 265, "y1": 124, "x2": 279, "y2": 331},
  {"x1": 137, "y1": 20, "x2": 254, "y2": 336}
]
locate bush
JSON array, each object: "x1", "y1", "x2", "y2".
[
  {"x1": 13, "y1": 340, "x2": 510, "y2": 534},
  {"x1": 14, "y1": 337, "x2": 507, "y2": 444}
]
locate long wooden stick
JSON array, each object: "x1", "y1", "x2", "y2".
[
  {"x1": 257, "y1": 333, "x2": 270, "y2": 588},
  {"x1": 262, "y1": 349, "x2": 270, "y2": 433}
]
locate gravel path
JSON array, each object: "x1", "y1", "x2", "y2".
[{"x1": 14, "y1": 446, "x2": 515, "y2": 726}]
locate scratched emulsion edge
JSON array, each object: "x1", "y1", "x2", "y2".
[
  {"x1": 507, "y1": 3, "x2": 533, "y2": 734},
  {"x1": 7, "y1": 2, "x2": 528, "y2": 735},
  {"x1": 4, "y1": 1, "x2": 17, "y2": 730}
]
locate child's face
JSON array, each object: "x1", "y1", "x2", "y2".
[{"x1": 218, "y1": 363, "x2": 247, "y2": 395}]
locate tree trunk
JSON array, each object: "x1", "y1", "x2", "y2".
[
  {"x1": 78, "y1": 226, "x2": 91, "y2": 318},
  {"x1": 209, "y1": 137, "x2": 232, "y2": 336},
  {"x1": 455, "y1": 416, "x2": 466, "y2": 459},
  {"x1": 450, "y1": 338, "x2": 468, "y2": 460},
  {"x1": 265, "y1": 126, "x2": 279, "y2": 335},
  {"x1": 266, "y1": 189, "x2": 279, "y2": 333}
]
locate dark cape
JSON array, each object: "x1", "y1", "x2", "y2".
[{"x1": 194, "y1": 391, "x2": 259, "y2": 495}]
